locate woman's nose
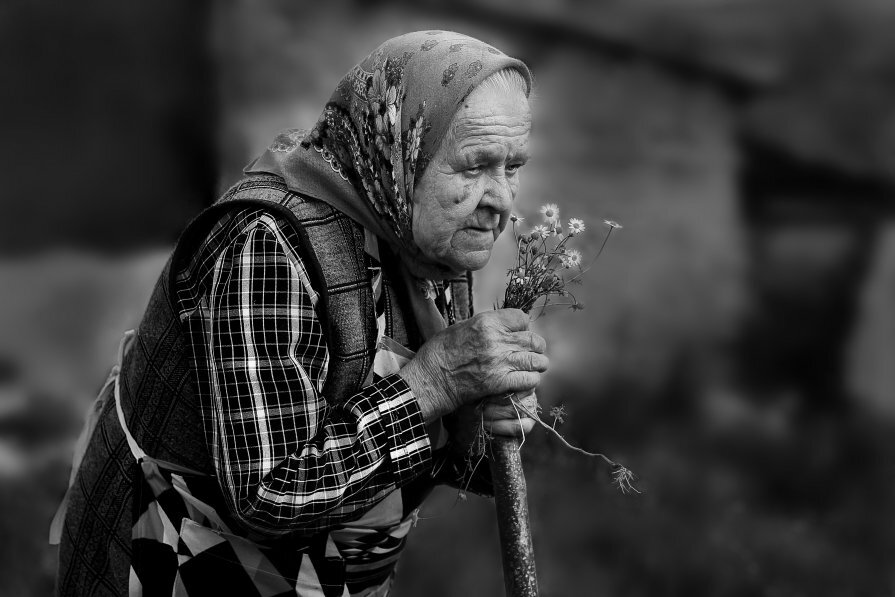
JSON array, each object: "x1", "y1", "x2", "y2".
[{"x1": 480, "y1": 174, "x2": 513, "y2": 213}]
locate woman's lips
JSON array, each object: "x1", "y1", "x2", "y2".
[
  {"x1": 459, "y1": 227, "x2": 497, "y2": 248},
  {"x1": 453, "y1": 227, "x2": 497, "y2": 251}
]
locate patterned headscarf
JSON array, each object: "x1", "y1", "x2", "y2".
[{"x1": 246, "y1": 30, "x2": 532, "y2": 281}]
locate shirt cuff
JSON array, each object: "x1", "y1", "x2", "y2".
[{"x1": 343, "y1": 373, "x2": 432, "y2": 485}]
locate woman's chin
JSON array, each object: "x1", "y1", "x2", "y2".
[{"x1": 450, "y1": 248, "x2": 493, "y2": 272}]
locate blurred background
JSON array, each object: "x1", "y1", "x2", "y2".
[{"x1": 2, "y1": 0, "x2": 895, "y2": 594}]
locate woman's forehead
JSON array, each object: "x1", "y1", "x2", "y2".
[{"x1": 449, "y1": 88, "x2": 531, "y2": 146}]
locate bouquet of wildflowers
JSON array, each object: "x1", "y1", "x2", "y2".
[
  {"x1": 502, "y1": 204, "x2": 621, "y2": 316},
  {"x1": 498, "y1": 204, "x2": 638, "y2": 495}
]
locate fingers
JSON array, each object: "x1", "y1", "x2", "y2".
[
  {"x1": 484, "y1": 416, "x2": 536, "y2": 438},
  {"x1": 490, "y1": 308, "x2": 530, "y2": 332},
  {"x1": 483, "y1": 395, "x2": 537, "y2": 417},
  {"x1": 480, "y1": 394, "x2": 538, "y2": 437},
  {"x1": 513, "y1": 391, "x2": 539, "y2": 413},
  {"x1": 504, "y1": 371, "x2": 541, "y2": 395},
  {"x1": 485, "y1": 392, "x2": 527, "y2": 407},
  {"x1": 476, "y1": 391, "x2": 539, "y2": 437},
  {"x1": 508, "y1": 330, "x2": 546, "y2": 353},
  {"x1": 507, "y1": 351, "x2": 549, "y2": 373}
]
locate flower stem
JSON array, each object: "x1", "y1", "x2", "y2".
[
  {"x1": 566, "y1": 227, "x2": 614, "y2": 286},
  {"x1": 511, "y1": 399, "x2": 641, "y2": 494}
]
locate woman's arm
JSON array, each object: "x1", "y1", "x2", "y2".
[{"x1": 205, "y1": 214, "x2": 432, "y2": 536}]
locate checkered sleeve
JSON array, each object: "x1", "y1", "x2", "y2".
[{"x1": 205, "y1": 215, "x2": 432, "y2": 536}]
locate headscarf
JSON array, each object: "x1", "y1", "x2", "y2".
[{"x1": 246, "y1": 30, "x2": 532, "y2": 338}]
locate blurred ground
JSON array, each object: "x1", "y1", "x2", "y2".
[{"x1": 2, "y1": 0, "x2": 895, "y2": 595}]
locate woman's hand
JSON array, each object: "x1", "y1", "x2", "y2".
[
  {"x1": 398, "y1": 309, "x2": 548, "y2": 422},
  {"x1": 482, "y1": 391, "x2": 538, "y2": 437},
  {"x1": 449, "y1": 390, "x2": 538, "y2": 444},
  {"x1": 443, "y1": 391, "x2": 538, "y2": 460}
]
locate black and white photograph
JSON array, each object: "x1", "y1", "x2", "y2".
[{"x1": 2, "y1": 1, "x2": 894, "y2": 595}]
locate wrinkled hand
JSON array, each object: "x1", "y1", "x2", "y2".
[
  {"x1": 399, "y1": 309, "x2": 548, "y2": 422},
  {"x1": 482, "y1": 391, "x2": 538, "y2": 437}
]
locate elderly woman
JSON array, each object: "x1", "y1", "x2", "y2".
[{"x1": 54, "y1": 31, "x2": 545, "y2": 596}]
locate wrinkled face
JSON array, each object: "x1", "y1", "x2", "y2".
[{"x1": 412, "y1": 84, "x2": 531, "y2": 273}]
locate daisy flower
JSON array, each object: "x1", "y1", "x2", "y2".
[
  {"x1": 540, "y1": 204, "x2": 560, "y2": 223},
  {"x1": 561, "y1": 249, "x2": 582, "y2": 268},
  {"x1": 510, "y1": 214, "x2": 524, "y2": 223},
  {"x1": 567, "y1": 218, "x2": 585, "y2": 236},
  {"x1": 530, "y1": 225, "x2": 549, "y2": 239},
  {"x1": 603, "y1": 219, "x2": 623, "y2": 229}
]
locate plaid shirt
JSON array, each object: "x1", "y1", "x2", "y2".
[{"x1": 175, "y1": 208, "x2": 432, "y2": 535}]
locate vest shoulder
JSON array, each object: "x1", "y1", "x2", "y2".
[
  {"x1": 219, "y1": 173, "x2": 289, "y2": 206},
  {"x1": 218, "y1": 174, "x2": 347, "y2": 227}
]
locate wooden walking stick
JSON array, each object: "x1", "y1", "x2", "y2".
[{"x1": 489, "y1": 436, "x2": 539, "y2": 596}]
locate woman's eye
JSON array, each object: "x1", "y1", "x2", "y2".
[
  {"x1": 465, "y1": 165, "x2": 483, "y2": 176},
  {"x1": 507, "y1": 163, "x2": 524, "y2": 174}
]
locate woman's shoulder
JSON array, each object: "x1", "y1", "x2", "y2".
[
  {"x1": 191, "y1": 172, "x2": 341, "y2": 261},
  {"x1": 175, "y1": 180, "x2": 367, "y2": 293},
  {"x1": 219, "y1": 172, "x2": 290, "y2": 205},
  {"x1": 216, "y1": 173, "x2": 351, "y2": 232},
  {"x1": 173, "y1": 203, "x2": 307, "y2": 299}
]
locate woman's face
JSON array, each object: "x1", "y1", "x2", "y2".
[{"x1": 412, "y1": 84, "x2": 531, "y2": 274}]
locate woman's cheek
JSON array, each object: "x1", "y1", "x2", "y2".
[
  {"x1": 455, "y1": 177, "x2": 484, "y2": 210},
  {"x1": 440, "y1": 178, "x2": 477, "y2": 216}
]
